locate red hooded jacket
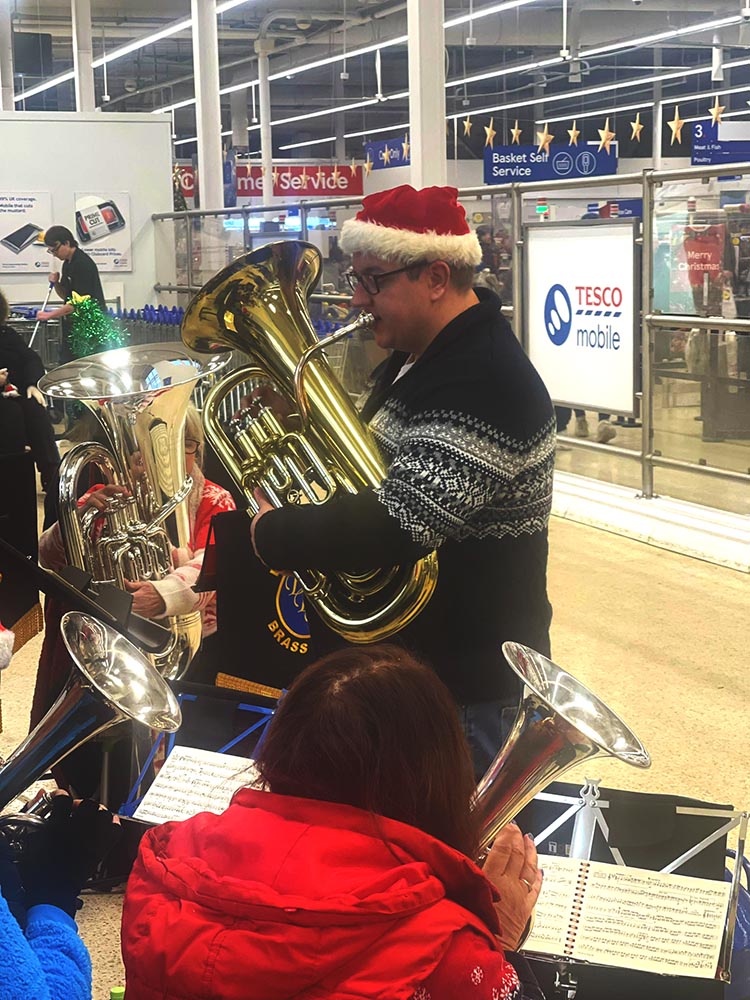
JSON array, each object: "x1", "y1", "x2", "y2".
[{"x1": 122, "y1": 789, "x2": 522, "y2": 1000}]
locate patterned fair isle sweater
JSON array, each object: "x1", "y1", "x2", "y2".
[{"x1": 255, "y1": 289, "x2": 555, "y2": 703}]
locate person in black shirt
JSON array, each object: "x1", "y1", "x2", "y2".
[{"x1": 37, "y1": 226, "x2": 106, "y2": 363}]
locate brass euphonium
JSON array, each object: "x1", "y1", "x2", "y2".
[
  {"x1": 40, "y1": 344, "x2": 228, "y2": 680},
  {"x1": 473, "y1": 642, "x2": 651, "y2": 856},
  {"x1": 181, "y1": 240, "x2": 438, "y2": 643},
  {"x1": 0, "y1": 612, "x2": 181, "y2": 812}
]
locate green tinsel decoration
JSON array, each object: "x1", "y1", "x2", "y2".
[{"x1": 68, "y1": 295, "x2": 128, "y2": 360}]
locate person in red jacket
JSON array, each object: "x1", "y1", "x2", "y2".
[{"x1": 122, "y1": 645, "x2": 543, "y2": 1000}]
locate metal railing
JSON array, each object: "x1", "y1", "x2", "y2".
[{"x1": 151, "y1": 161, "x2": 750, "y2": 506}]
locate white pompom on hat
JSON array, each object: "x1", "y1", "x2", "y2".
[
  {"x1": 0, "y1": 621, "x2": 14, "y2": 670},
  {"x1": 340, "y1": 185, "x2": 482, "y2": 268}
]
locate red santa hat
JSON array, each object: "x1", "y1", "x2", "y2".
[
  {"x1": 0, "y1": 621, "x2": 14, "y2": 670},
  {"x1": 340, "y1": 185, "x2": 482, "y2": 268}
]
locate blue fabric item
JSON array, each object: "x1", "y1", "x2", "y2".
[
  {"x1": 0, "y1": 889, "x2": 91, "y2": 1000},
  {"x1": 725, "y1": 851, "x2": 750, "y2": 1000}
]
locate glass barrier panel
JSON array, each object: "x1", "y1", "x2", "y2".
[
  {"x1": 651, "y1": 324, "x2": 750, "y2": 512},
  {"x1": 651, "y1": 174, "x2": 750, "y2": 318},
  {"x1": 458, "y1": 191, "x2": 513, "y2": 304}
]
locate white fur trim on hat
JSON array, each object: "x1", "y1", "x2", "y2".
[
  {"x1": 340, "y1": 218, "x2": 482, "y2": 268},
  {"x1": 0, "y1": 626, "x2": 14, "y2": 670}
]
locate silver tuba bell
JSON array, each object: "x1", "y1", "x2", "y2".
[
  {"x1": 0, "y1": 612, "x2": 181, "y2": 811},
  {"x1": 40, "y1": 344, "x2": 229, "y2": 680},
  {"x1": 474, "y1": 642, "x2": 651, "y2": 856}
]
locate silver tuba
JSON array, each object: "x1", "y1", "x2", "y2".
[
  {"x1": 181, "y1": 240, "x2": 438, "y2": 643},
  {"x1": 0, "y1": 612, "x2": 181, "y2": 811},
  {"x1": 474, "y1": 642, "x2": 651, "y2": 856},
  {"x1": 40, "y1": 344, "x2": 228, "y2": 680}
]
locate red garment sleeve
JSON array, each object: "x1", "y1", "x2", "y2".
[{"x1": 410, "y1": 928, "x2": 521, "y2": 1000}]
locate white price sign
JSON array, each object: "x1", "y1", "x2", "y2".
[{"x1": 524, "y1": 221, "x2": 638, "y2": 414}]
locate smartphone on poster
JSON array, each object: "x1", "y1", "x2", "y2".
[
  {"x1": 0, "y1": 222, "x2": 43, "y2": 254},
  {"x1": 75, "y1": 201, "x2": 126, "y2": 243}
]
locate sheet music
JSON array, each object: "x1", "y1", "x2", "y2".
[
  {"x1": 521, "y1": 855, "x2": 581, "y2": 955},
  {"x1": 574, "y1": 861, "x2": 731, "y2": 978},
  {"x1": 132, "y1": 746, "x2": 259, "y2": 825},
  {"x1": 522, "y1": 855, "x2": 731, "y2": 979}
]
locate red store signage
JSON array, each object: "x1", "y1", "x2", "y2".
[{"x1": 237, "y1": 164, "x2": 363, "y2": 197}]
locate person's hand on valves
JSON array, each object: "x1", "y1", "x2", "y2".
[{"x1": 482, "y1": 821, "x2": 543, "y2": 951}]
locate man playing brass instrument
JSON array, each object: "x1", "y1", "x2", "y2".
[{"x1": 251, "y1": 185, "x2": 555, "y2": 776}]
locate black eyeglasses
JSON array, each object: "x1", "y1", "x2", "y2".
[
  {"x1": 344, "y1": 263, "x2": 422, "y2": 296},
  {"x1": 45, "y1": 245, "x2": 61, "y2": 255},
  {"x1": 185, "y1": 439, "x2": 200, "y2": 455}
]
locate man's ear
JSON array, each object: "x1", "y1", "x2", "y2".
[{"x1": 425, "y1": 260, "x2": 451, "y2": 300}]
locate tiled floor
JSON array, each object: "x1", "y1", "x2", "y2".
[{"x1": 1, "y1": 511, "x2": 748, "y2": 996}]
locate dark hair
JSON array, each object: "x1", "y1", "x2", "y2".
[
  {"x1": 405, "y1": 260, "x2": 477, "y2": 293},
  {"x1": 44, "y1": 225, "x2": 77, "y2": 248},
  {"x1": 0, "y1": 289, "x2": 8, "y2": 325},
  {"x1": 256, "y1": 645, "x2": 479, "y2": 857}
]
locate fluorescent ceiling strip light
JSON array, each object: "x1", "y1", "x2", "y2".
[
  {"x1": 157, "y1": 0, "x2": 545, "y2": 112},
  {"x1": 447, "y1": 65, "x2": 706, "y2": 121},
  {"x1": 451, "y1": 55, "x2": 564, "y2": 89},
  {"x1": 216, "y1": 0, "x2": 254, "y2": 11},
  {"x1": 447, "y1": 13, "x2": 742, "y2": 91},
  {"x1": 683, "y1": 108, "x2": 750, "y2": 124},
  {"x1": 444, "y1": 0, "x2": 539, "y2": 28},
  {"x1": 15, "y1": 69, "x2": 75, "y2": 101},
  {"x1": 175, "y1": 128, "x2": 231, "y2": 146},
  {"x1": 581, "y1": 14, "x2": 741, "y2": 59},
  {"x1": 92, "y1": 18, "x2": 191, "y2": 68},
  {"x1": 537, "y1": 101, "x2": 653, "y2": 126},
  {"x1": 657, "y1": 80, "x2": 750, "y2": 106},
  {"x1": 344, "y1": 121, "x2": 410, "y2": 139},
  {"x1": 279, "y1": 135, "x2": 337, "y2": 150}
]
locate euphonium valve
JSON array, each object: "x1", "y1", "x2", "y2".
[
  {"x1": 474, "y1": 642, "x2": 651, "y2": 855},
  {"x1": 181, "y1": 240, "x2": 438, "y2": 643}
]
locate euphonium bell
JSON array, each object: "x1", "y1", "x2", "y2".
[
  {"x1": 474, "y1": 642, "x2": 651, "y2": 855},
  {"x1": 39, "y1": 344, "x2": 229, "y2": 680},
  {"x1": 0, "y1": 612, "x2": 181, "y2": 811},
  {"x1": 181, "y1": 240, "x2": 438, "y2": 643}
]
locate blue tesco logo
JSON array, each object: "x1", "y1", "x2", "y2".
[{"x1": 544, "y1": 284, "x2": 572, "y2": 345}]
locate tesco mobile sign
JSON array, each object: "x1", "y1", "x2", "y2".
[{"x1": 525, "y1": 221, "x2": 638, "y2": 415}]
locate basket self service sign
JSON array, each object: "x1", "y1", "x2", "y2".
[
  {"x1": 484, "y1": 144, "x2": 617, "y2": 184},
  {"x1": 524, "y1": 221, "x2": 638, "y2": 415}
]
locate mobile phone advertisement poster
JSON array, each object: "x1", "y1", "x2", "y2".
[
  {"x1": 74, "y1": 192, "x2": 132, "y2": 272},
  {"x1": 0, "y1": 192, "x2": 52, "y2": 273}
]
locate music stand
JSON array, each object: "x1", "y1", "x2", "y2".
[{"x1": 520, "y1": 778, "x2": 748, "y2": 999}]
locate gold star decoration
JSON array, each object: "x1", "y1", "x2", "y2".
[
  {"x1": 299, "y1": 168, "x2": 308, "y2": 186},
  {"x1": 668, "y1": 105, "x2": 684, "y2": 145},
  {"x1": 272, "y1": 166, "x2": 280, "y2": 185},
  {"x1": 630, "y1": 111, "x2": 644, "y2": 142},
  {"x1": 567, "y1": 119, "x2": 580, "y2": 146},
  {"x1": 382, "y1": 145, "x2": 392, "y2": 166},
  {"x1": 316, "y1": 165, "x2": 325, "y2": 182},
  {"x1": 463, "y1": 115, "x2": 472, "y2": 137},
  {"x1": 709, "y1": 95, "x2": 725, "y2": 126},
  {"x1": 402, "y1": 134, "x2": 410, "y2": 160},
  {"x1": 331, "y1": 163, "x2": 340, "y2": 184},
  {"x1": 364, "y1": 154, "x2": 373, "y2": 176},
  {"x1": 484, "y1": 116, "x2": 497, "y2": 147},
  {"x1": 536, "y1": 122, "x2": 554, "y2": 155},
  {"x1": 597, "y1": 116, "x2": 616, "y2": 154},
  {"x1": 349, "y1": 158, "x2": 357, "y2": 177},
  {"x1": 510, "y1": 119, "x2": 522, "y2": 145}
]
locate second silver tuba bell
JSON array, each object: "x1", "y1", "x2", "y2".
[{"x1": 40, "y1": 344, "x2": 228, "y2": 680}]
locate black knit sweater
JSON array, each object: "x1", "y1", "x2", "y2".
[
  {"x1": 0, "y1": 324, "x2": 45, "y2": 393},
  {"x1": 254, "y1": 289, "x2": 555, "y2": 703}
]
